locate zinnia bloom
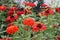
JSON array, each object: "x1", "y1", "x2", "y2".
[
  {"x1": 23, "y1": 18, "x2": 35, "y2": 26},
  {"x1": 37, "y1": 9, "x2": 54, "y2": 17},
  {"x1": 40, "y1": 9, "x2": 54, "y2": 17},
  {"x1": 45, "y1": 9, "x2": 54, "y2": 16},
  {"x1": 56, "y1": 36, "x2": 60, "y2": 40},
  {"x1": 6, "y1": 15, "x2": 18, "y2": 23},
  {"x1": 0, "y1": 6, "x2": 6, "y2": 11},
  {"x1": 32, "y1": 22, "x2": 46, "y2": 32},
  {"x1": 6, "y1": 16, "x2": 14, "y2": 23},
  {"x1": 8, "y1": 11, "x2": 14, "y2": 16},
  {"x1": 55, "y1": 8, "x2": 60, "y2": 13},
  {"x1": 6, "y1": 25, "x2": 18, "y2": 34}
]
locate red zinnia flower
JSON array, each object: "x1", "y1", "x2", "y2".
[
  {"x1": 41, "y1": 9, "x2": 54, "y2": 17},
  {"x1": 6, "y1": 25, "x2": 18, "y2": 34},
  {"x1": 6, "y1": 16, "x2": 15, "y2": 23},
  {"x1": 37, "y1": 9, "x2": 54, "y2": 17},
  {"x1": 6, "y1": 15, "x2": 18, "y2": 23},
  {"x1": 45, "y1": 9, "x2": 54, "y2": 16},
  {"x1": 46, "y1": 9, "x2": 54, "y2": 14},
  {"x1": 23, "y1": 18, "x2": 35, "y2": 26},
  {"x1": 56, "y1": 36, "x2": 60, "y2": 40},
  {"x1": 9, "y1": 7, "x2": 18, "y2": 11},
  {"x1": 8, "y1": 11, "x2": 14, "y2": 16},
  {"x1": 0, "y1": 6, "x2": 6, "y2": 11},
  {"x1": 32, "y1": 22, "x2": 46, "y2": 32},
  {"x1": 16, "y1": 11, "x2": 24, "y2": 16},
  {"x1": 55, "y1": 8, "x2": 60, "y2": 13}
]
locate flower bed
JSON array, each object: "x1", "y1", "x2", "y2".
[{"x1": 0, "y1": 0, "x2": 60, "y2": 40}]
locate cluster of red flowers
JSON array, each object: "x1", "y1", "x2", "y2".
[
  {"x1": 4, "y1": 4, "x2": 34, "y2": 35},
  {"x1": 0, "y1": 3, "x2": 35, "y2": 35},
  {"x1": 37, "y1": 9, "x2": 54, "y2": 17},
  {"x1": 55, "y1": 8, "x2": 60, "y2": 13},
  {"x1": 5, "y1": 6, "x2": 19, "y2": 35},
  {"x1": 6, "y1": 6, "x2": 33, "y2": 23},
  {"x1": 37, "y1": 3, "x2": 60, "y2": 17},
  {"x1": 6, "y1": 6, "x2": 19, "y2": 23},
  {"x1": 23, "y1": 18, "x2": 46, "y2": 32},
  {"x1": 0, "y1": 2, "x2": 60, "y2": 40},
  {"x1": 2, "y1": 3, "x2": 59, "y2": 34}
]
